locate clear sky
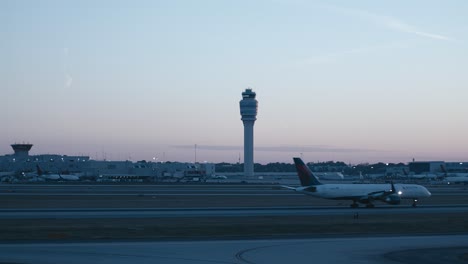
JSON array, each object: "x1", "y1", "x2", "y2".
[{"x1": 2, "y1": 0, "x2": 468, "y2": 164}]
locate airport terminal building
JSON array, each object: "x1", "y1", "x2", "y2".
[
  {"x1": 408, "y1": 161, "x2": 445, "y2": 174},
  {"x1": 408, "y1": 161, "x2": 468, "y2": 174},
  {"x1": 0, "y1": 143, "x2": 215, "y2": 182}
]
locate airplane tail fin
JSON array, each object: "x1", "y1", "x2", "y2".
[
  {"x1": 402, "y1": 168, "x2": 409, "y2": 176},
  {"x1": 293, "y1": 157, "x2": 322, "y2": 186},
  {"x1": 440, "y1": 164, "x2": 448, "y2": 176},
  {"x1": 390, "y1": 181, "x2": 396, "y2": 194},
  {"x1": 36, "y1": 165, "x2": 43, "y2": 176}
]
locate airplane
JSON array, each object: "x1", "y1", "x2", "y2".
[
  {"x1": 443, "y1": 176, "x2": 468, "y2": 185},
  {"x1": 440, "y1": 164, "x2": 468, "y2": 178},
  {"x1": 0, "y1": 171, "x2": 17, "y2": 183},
  {"x1": 35, "y1": 165, "x2": 61, "y2": 180},
  {"x1": 314, "y1": 172, "x2": 344, "y2": 181},
  {"x1": 58, "y1": 173, "x2": 80, "y2": 181},
  {"x1": 0, "y1": 171, "x2": 15, "y2": 177},
  {"x1": 439, "y1": 165, "x2": 468, "y2": 184},
  {"x1": 211, "y1": 175, "x2": 228, "y2": 180},
  {"x1": 36, "y1": 165, "x2": 80, "y2": 181},
  {"x1": 402, "y1": 167, "x2": 441, "y2": 180},
  {"x1": 283, "y1": 158, "x2": 431, "y2": 208}
]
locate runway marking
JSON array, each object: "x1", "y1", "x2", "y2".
[
  {"x1": 1, "y1": 205, "x2": 467, "y2": 219},
  {"x1": 235, "y1": 242, "x2": 306, "y2": 264}
]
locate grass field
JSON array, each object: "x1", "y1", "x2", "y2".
[{"x1": 2, "y1": 212, "x2": 467, "y2": 241}]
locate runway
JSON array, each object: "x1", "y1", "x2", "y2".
[
  {"x1": 1, "y1": 235, "x2": 467, "y2": 264},
  {"x1": 1, "y1": 183, "x2": 466, "y2": 209},
  {"x1": 1, "y1": 183, "x2": 468, "y2": 220},
  {"x1": 1, "y1": 183, "x2": 467, "y2": 195},
  {"x1": 2, "y1": 205, "x2": 468, "y2": 219},
  {"x1": 1, "y1": 183, "x2": 467, "y2": 242}
]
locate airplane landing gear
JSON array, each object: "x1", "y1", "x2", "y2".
[
  {"x1": 350, "y1": 201, "x2": 359, "y2": 208},
  {"x1": 412, "y1": 199, "x2": 418, "y2": 207},
  {"x1": 365, "y1": 203, "x2": 375, "y2": 208}
]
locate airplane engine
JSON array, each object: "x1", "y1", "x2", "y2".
[
  {"x1": 383, "y1": 194, "x2": 401, "y2": 205},
  {"x1": 357, "y1": 197, "x2": 371, "y2": 204},
  {"x1": 303, "y1": 186, "x2": 317, "y2": 192}
]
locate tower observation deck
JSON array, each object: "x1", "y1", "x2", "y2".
[
  {"x1": 11, "y1": 143, "x2": 33, "y2": 157},
  {"x1": 239, "y1": 88, "x2": 258, "y2": 178}
]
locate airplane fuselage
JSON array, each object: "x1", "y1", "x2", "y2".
[
  {"x1": 295, "y1": 183, "x2": 431, "y2": 201},
  {"x1": 444, "y1": 176, "x2": 468, "y2": 184}
]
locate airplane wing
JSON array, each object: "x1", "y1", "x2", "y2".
[
  {"x1": 368, "y1": 182, "x2": 396, "y2": 197},
  {"x1": 280, "y1": 185, "x2": 297, "y2": 190},
  {"x1": 368, "y1": 190, "x2": 388, "y2": 198},
  {"x1": 365, "y1": 182, "x2": 401, "y2": 204}
]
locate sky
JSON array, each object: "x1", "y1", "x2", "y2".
[{"x1": 2, "y1": 0, "x2": 468, "y2": 164}]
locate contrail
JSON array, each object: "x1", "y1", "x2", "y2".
[
  {"x1": 381, "y1": 15, "x2": 453, "y2": 41},
  {"x1": 301, "y1": 41, "x2": 406, "y2": 65},
  {"x1": 329, "y1": 6, "x2": 453, "y2": 41}
]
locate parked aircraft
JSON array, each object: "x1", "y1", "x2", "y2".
[
  {"x1": 443, "y1": 176, "x2": 468, "y2": 185},
  {"x1": 0, "y1": 171, "x2": 17, "y2": 183},
  {"x1": 401, "y1": 167, "x2": 440, "y2": 180},
  {"x1": 58, "y1": 174, "x2": 80, "y2": 181},
  {"x1": 440, "y1": 164, "x2": 468, "y2": 178},
  {"x1": 283, "y1": 158, "x2": 431, "y2": 207},
  {"x1": 314, "y1": 172, "x2": 344, "y2": 180},
  {"x1": 429, "y1": 165, "x2": 468, "y2": 184},
  {"x1": 34, "y1": 165, "x2": 61, "y2": 180},
  {"x1": 211, "y1": 175, "x2": 228, "y2": 180},
  {"x1": 36, "y1": 165, "x2": 80, "y2": 181}
]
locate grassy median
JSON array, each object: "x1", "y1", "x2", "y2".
[{"x1": 1, "y1": 212, "x2": 467, "y2": 241}]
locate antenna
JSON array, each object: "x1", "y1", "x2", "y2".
[{"x1": 194, "y1": 144, "x2": 197, "y2": 164}]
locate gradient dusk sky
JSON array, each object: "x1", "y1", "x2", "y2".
[{"x1": 2, "y1": 0, "x2": 468, "y2": 164}]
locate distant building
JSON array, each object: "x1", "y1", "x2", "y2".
[
  {"x1": 408, "y1": 161, "x2": 444, "y2": 174},
  {"x1": 0, "y1": 143, "x2": 90, "y2": 174},
  {"x1": 0, "y1": 143, "x2": 215, "y2": 182},
  {"x1": 444, "y1": 162, "x2": 468, "y2": 172}
]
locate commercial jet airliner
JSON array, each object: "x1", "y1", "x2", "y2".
[
  {"x1": 283, "y1": 158, "x2": 431, "y2": 207},
  {"x1": 35, "y1": 165, "x2": 80, "y2": 181}
]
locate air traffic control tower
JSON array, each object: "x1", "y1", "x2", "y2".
[
  {"x1": 240, "y1": 88, "x2": 258, "y2": 178},
  {"x1": 11, "y1": 143, "x2": 33, "y2": 158}
]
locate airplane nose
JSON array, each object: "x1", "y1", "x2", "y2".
[{"x1": 425, "y1": 189, "x2": 432, "y2": 197}]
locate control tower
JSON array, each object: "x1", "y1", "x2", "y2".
[
  {"x1": 239, "y1": 88, "x2": 258, "y2": 178},
  {"x1": 11, "y1": 143, "x2": 33, "y2": 158}
]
